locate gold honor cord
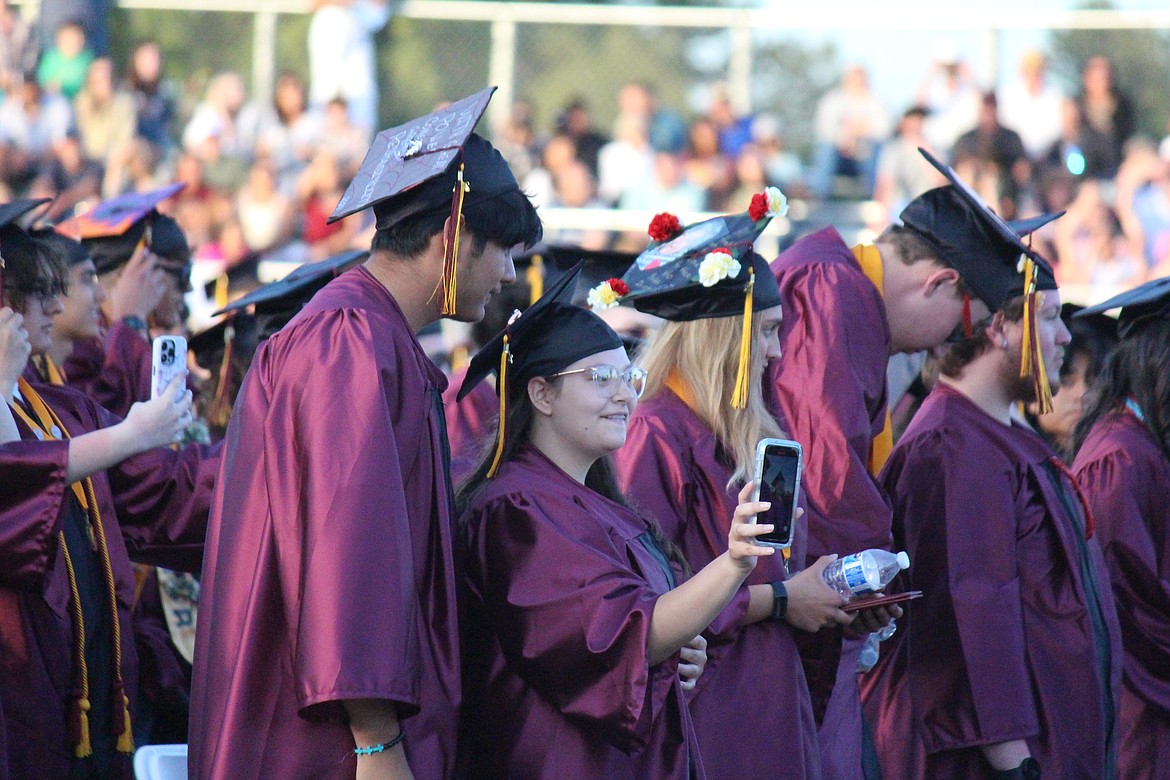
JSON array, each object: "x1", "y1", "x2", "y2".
[
  {"x1": 486, "y1": 334, "x2": 511, "y2": 478},
  {"x1": 8, "y1": 380, "x2": 135, "y2": 755}
]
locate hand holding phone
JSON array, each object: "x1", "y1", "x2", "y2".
[
  {"x1": 751, "y1": 438, "x2": 803, "y2": 549},
  {"x1": 151, "y1": 335, "x2": 188, "y2": 400}
]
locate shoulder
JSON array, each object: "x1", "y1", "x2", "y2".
[{"x1": 771, "y1": 226, "x2": 853, "y2": 272}]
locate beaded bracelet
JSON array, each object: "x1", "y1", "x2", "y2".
[{"x1": 354, "y1": 729, "x2": 405, "y2": 756}]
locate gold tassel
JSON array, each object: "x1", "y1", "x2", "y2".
[
  {"x1": 730, "y1": 268, "x2": 755, "y2": 410},
  {"x1": 76, "y1": 698, "x2": 93, "y2": 758},
  {"x1": 1019, "y1": 258, "x2": 1035, "y2": 379},
  {"x1": 116, "y1": 694, "x2": 134, "y2": 753},
  {"x1": 527, "y1": 255, "x2": 544, "y2": 305},
  {"x1": 441, "y1": 164, "x2": 471, "y2": 316},
  {"x1": 215, "y1": 273, "x2": 229, "y2": 310},
  {"x1": 486, "y1": 335, "x2": 510, "y2": 478}
]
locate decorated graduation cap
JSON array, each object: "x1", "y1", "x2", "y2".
[
  {"x1": 901, "y1": 148, "x2": 1063, "y2": 413},
  {"x1": 1076, "y1": 275, "x2": 1170, "y2": 338},
  {"x1": 0, "y1": 198, "x2": 53, "y2": 306},
  {"x1": 459, "y1": 262, "x2": 623, "y2": 477},
  {"x1": 586, "y1": 187, "x2": 787, "y2": 409},
  {"x1": 328, "y1": 87, "x2": 523, "y2": 317},
  {"x1": 58, "y1": 184, "x2": 190, "y2": 278}
]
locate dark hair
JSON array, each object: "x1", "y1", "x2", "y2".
[
  {"x1": 1073, "y1": 319, "x2": 1170, "y2": 461},
  {"x1": 455, "y1": 372, "x2": 691, "y2": 577},
  {"x1": 939, "y1": 295, "x2": 1026, "y2": 378},
  {"x1": 1063, "y1": 315, "x2": 1117, "y2": 386},
  {"x1": 1, "y1": 226, "x2": 65, "y2": 310},
  {"x1": 371, "y1": 187, "x2": 542, "y2": 259}
]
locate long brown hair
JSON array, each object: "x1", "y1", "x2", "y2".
[{"x1": 637, "y1": 311, "x2": 785, "y2": 487}]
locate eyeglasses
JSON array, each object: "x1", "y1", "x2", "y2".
[{"x1": 546, "y1": 365, "x2": 648, "y2": 399}]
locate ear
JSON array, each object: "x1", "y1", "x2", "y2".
[
  {"x1": 986, "y1": 310, "x2": 1010, "y2": 346},
  {"x1": 923, "y1": 265, "x2": 961, "y2": 298},
  {"x1": 528, "y1": 376, "x2": 555, "y2": 417}
]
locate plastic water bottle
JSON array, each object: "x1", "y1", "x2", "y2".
[
  {"x1": 858, "y1": 633, "x2": 881, "y2": 672},
  {"x1": 822, "y1": 549, "x2": 910, "y2": 597}
]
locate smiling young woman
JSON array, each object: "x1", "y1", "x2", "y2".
[{"x1": 454, "y1": 266, "x2": 777, "y2": 779}]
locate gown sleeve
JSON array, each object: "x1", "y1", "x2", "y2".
[
  {"x1": 63, "y1": 323, "x2": 153, "y2": 419},
  {"x1": 1076, "y1": 444, "x2": 1170, "y2": 710},
  {"x1": 262, "y1": 309, "x2": 427, "y2": 720},
  {"x1": 883, "y1": 426, "x2": 1040, "y2": 751},
  {"x1": 773, "y1": 261, "x2": 893, "y2": 555},
  {"x1": 0, "y1": 439, "x2": 69, "y2": 591},
  {"x1": 468, "y1": 490, "x2": 678, "y2": 754}
]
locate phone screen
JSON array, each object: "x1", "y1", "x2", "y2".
[{"x1": 756, "y1": 444, "x2": 800, "y2": 547}]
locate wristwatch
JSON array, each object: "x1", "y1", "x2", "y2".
[
  {"x1": 769, "y1": 580, "x2": 788, "y2": 621},
  {"x1": 997, "y1": 757, "x2": 1040, "y2": 780}
]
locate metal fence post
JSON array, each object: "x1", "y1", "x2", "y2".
[
  {"x1": 488, "y1": 15, "x2": 517, "y2": 133},
  {"x1": 252, "y1": 5, "x2": 278, "y2": 109}
]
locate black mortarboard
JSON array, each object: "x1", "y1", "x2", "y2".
[
  {"x1": 900, "y1": 148, "x2": 1061, "y2": 312},
  {"x1": 188, "y1": 312, "x2": 259, "y2": 430},
  {"x1": 458, "y1": 263, "x2": 624, "y2": 477},
  {"x1": 215, "y1": 249, "x2": 367, "y2": 340},
  {"x1": 521, "y1": 245, "x2": 638, "y2": 307},
  {"x1": 328, "y1": 87, "x2": 523, "y2": 316},
  {"x1": 1076, "y1": 276, "x2": 1170, "y2": 338}
]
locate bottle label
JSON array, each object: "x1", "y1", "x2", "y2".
[{"x1": 841, "y1": 555, "x2": 875, "y2": 594}]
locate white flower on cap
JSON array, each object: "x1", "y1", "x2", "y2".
[{"x1": 698, "y1": 248, "x2": 740, "y2": 287}]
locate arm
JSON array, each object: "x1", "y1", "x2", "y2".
[
  {"x1": 647, "y1": 483, "x2": 774, "y2": 664},
  {"x1": 64, "y1": 373, "x2": 192, "y2": 483},
  {"x1": 344, "y1": 700, "x2": 414, "y2": 780}
]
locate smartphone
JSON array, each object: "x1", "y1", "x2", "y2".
[
  {"x1": 751, "y1": 438, "x2": 802, "y2": 549},
  {"x1": 151, "y1": 335, "x2": 187, "y2": 400}
]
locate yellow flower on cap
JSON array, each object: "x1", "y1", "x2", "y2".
[
  {"x1": 587, "y1": 277, "x2": 629, "y2": 311},
  {"x1": 698, "y1": 248, "x2": 740, "y2": 287}
]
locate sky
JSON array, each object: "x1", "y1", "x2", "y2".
[{"x1": 758, "y1": 0, "x2": 1170, "y2": 113}]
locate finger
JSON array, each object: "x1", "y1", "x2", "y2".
[
  {"x1": 831, "y1": 608, "x2": 855, "y2": 626},
  {"x1": 736, "y1": 523, "x2": 776, "y2": 538},
  {"x1": 678, "y1": 647, "x2": 702, "y2": 665},
  {"x1": 794, "y1": 507, "x2": 805, "y2": 521},
  {"x1": 677, "y1": 662, "x2": 701, "y2": 678},
  {"x1": 889, "y1": 604, "x2": 904, "y2": 619},
  {"x1": 737, "y1": 481, "x2": 755, "y2": 504},
  {"x1": 742, "y1": 544, "x2": 776, "y2": 557},
  {"x1": 680, "y1": 677, "x2": 696, "y2": 691},
  {"x1": 734, "y1": 501, "x2": 771, "y2": 518},
  {"x1": 688, "y1": 634, "x2": 707, "y2": 651}
]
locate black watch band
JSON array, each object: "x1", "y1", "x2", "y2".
[
  {"x1": 996, "y1": 757, "x2": 1040, "y2": 780},
  {"x1": 769, "y1": 580, "x2": 788, "y2": 621}
]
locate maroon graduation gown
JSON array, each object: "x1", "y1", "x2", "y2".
[
  {"x1": 614, "y1": 390, "x2": 821, "y2": 780},
  {"x1": 442, "y1": 366, "x2": 498, "y2": 486},
  {"x1": 863, "y1": 384, "x2": 1123, "y2": 779},
  {"x1": 63, "y1": 317, "x2": 154, "y2": 419},
  {"x1": 1074, "y1": 411, "x2": 1170, "y2": 779},
  {"x1": 460, "y1": 445, "x2": 701, "y2": 780},
  {"x1": 189, "y1": 266, "x2": 462, "y2": 780},
  {"x1": 0, "y1": 384, "x2": 216, "y2": 780},
  {"x1": 769, "y1": 226, "x2": 892, "y2": 779}
]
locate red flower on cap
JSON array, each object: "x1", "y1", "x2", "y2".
[
  {"x1": 607, "y1": 278, "x2": 630, "y2": 296},
  {"x1": 748, "y1": 193, "x2": 769, "y2": 222},
  {"x1": 648, "y1": 212, "x2": 682, "y2": 242}
]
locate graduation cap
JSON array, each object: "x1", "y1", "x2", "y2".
[
  {"x1": 0, "y1": 198, "x2": 53, "y2": 306},
  {"x1": 901, "y1": 148, "x2": 1061, "y2": 312},
  {"x1": 30, "y1": 227, "x2": 89, "y2": 269},
  {"x1": 1076, "y1": 276, "x2": 1170, "y2": 338},
  {"x1": 188, "y1": 312, "x2": 259, "y2": 429},
  {"x1": 458, "y1": 262, "x2": 623, "y2": 477},
  {"x1": 902, "y1": 148, "x2": 1063, "y2": 413},
  {"x1": 586, "y1": 188, "x2": 788, "y2": 409},
  {"x1": 329, "y1": 87, "x2": 523, "y2": 317},
  {"x1": 215, "y1": 249, "x2": 367, "y2": 339},
  {"x1": 58, "y1": 184, "x2": 190, "y2": 277}
]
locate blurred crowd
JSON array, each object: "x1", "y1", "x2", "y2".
[{"x1": 0, "y1": 1, "x2": 1164, "y2": 311}]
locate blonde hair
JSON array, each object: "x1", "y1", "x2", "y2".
[{"x1": 638, "y1": 312, "x2": 785, "y2": 487}]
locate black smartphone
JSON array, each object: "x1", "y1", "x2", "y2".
[{"x1": 751, "y1": 438, "x2": 802, "y2": 549}]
